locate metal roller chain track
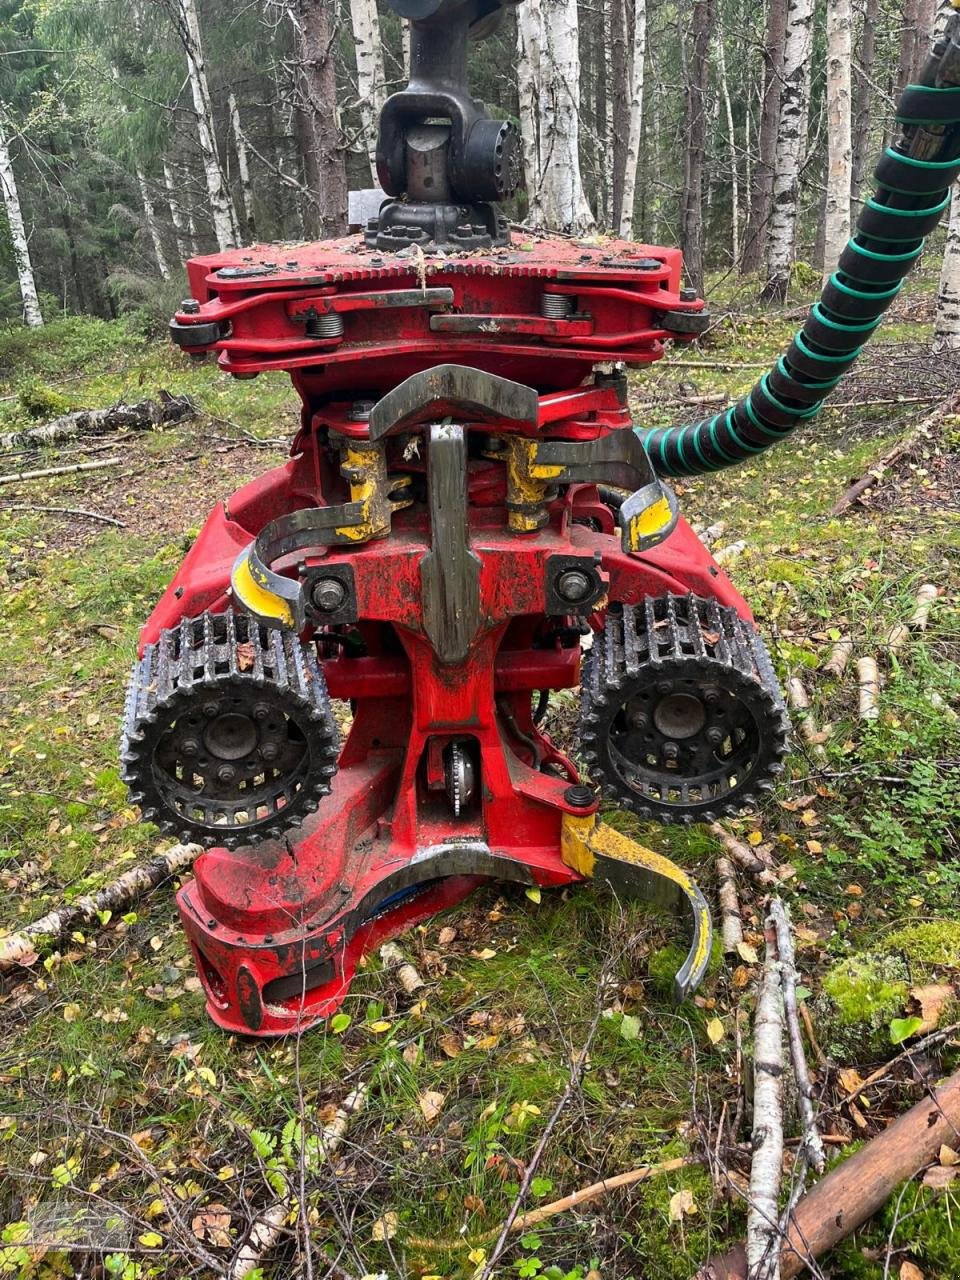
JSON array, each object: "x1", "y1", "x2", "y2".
[
  {"x1": 580, "y1": 594, "x2": 789, "y2": 824},
  {"x1": 121, "y1": 609, "x2": 339, "y2": 849}
]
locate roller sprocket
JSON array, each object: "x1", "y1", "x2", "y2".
[
  {"x1": 580, "y1": 594, "x2": 789, "y2": 824},
  {"x1": 121, "y1": 609, "x2": 339, "y2": 849}
]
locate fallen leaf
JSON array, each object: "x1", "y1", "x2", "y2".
[
  {"x1": 437, "y1": 926, "x2": 457, "y2": 945},
  {"x1": 371, "y1": 1210, "x2": 399, "y2": 1241},
  {"x1": 940, "y1": 1145, "x2": 959, "y2": 1167},
  {"x1": 62, "y1": 1003, "x2": 81, "y2": 1023},
  {"x1": 747, "y1": 831, "x2": 763, "y2": 846},
  {"x1": 620, "y1": 1014, "x2": 641, "y2": 1041},
  {"x1": 922, "y1": 1165, "x2": 958, "y2": 1189},
  {"x1": 368, "y1": 1019, "x2": 392, "y2": 1034},
  {"x1": 706, "y1": 1017, "x2": 725, "y2": 1044},
  {"x1": 439, "y1": 1032, "x2": 462, "y2": 1059},
  {"x1": 235, "y1": 641, "x2": 256, "y2": 672},
  {"x1": 839, "y1": 1067, "x2": 865, "y2": 1096},
  {"x1": 668, "y1": 1188, "x2": 697, "y2": 1222},
  {"x1": 191, "y1": 1206, "x2": 231, "y2": 1247},
  {"x1": 402, "y1": 1042, "x2": 420, "y2": 1066},
  {"x1": 736, "y1": 942, "x2": 759, "y2": 964},
  {"x1": 525, "y1": 885, "x2": 542, "y2": 904},
  {"x1": 473, "y1": 947, "x2": 497, "y2": 960},
  {"x1": 908, "y1": 983, "x2": 953, "y2": 1035},
  {"x1": 419, "y1": 1090, "x2": 446, "y2": 1124},
  {"x1": 900, "y1": 1262, "x2": 924, "y2": 1280},
  {"x1": 806, "y1": 840, "x2": 823, "y2": 854}
]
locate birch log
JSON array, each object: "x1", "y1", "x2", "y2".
[
  {"x1": 717, "y1": 856, "x2": 744, "y2": 954},
  {"x1": 746, "y1": 925, "x2": 785, "y2": 1280},
  {"x1": 708, "y1": 823, "x2": 779, "y2": 885},
  {"x1": 0, "y1": 457, "x2": 121, "y2": 488},
  {"x1": 763, "y1": 0, "x2": 815, "y2": 301},
  {"x1": 0, "y1": 120, "x2": 43, "y2": 327},
  {"x1": 0, "y1": 844, "x2": 199, "y2": 970},
  {"x1": 857, "y1": 656, "x2": 880, "y2": 720},
  {"x1": 0, "y1": 395, "x2": 196, "y2": 452},
  {"x1": 379, "y1": 940, "x2": 425, "y2": 995},
  {"x1": 934, "y1": 187, "x2": 960, "y2": 351},
  {"x1": 822, "y1": 0, "x2": 853, "y2": 277},
  {"x1": 785, "y1": 678, "x2": 827, "y2": 761},
  {"x1": 822, "y1": 636, "x2": 852, "y2": 677},
  {"x1": 229, "y1": 1083, "x2": 369, "y2": 1280},
  {"x1": 908, "y1": 583, "x2": 938, "y2": 630}
]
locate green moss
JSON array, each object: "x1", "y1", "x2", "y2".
[
  {"x1": 819, "y1": 954, "x2": 909, "y2": 1058},
  {"x1": 883, "y1": 920, "x2": 960, "y2": 971}
]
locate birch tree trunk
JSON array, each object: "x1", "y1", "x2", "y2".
[
  {"x1": 610, "y1": 0, "x2": 630, "y2": 228},
  {"x1": 618, "y1": 0, "x2": 647, "y2": 238},
  {"x1": 823, "y1": 0, "x2": 853, "y2": 276},
  {"x1": 516, "y1": 0, "x2": 544, "y2": 224},
  {"x1": 716, "y1": 31, "x2": 739, "y2": 265},
  {"x1": 517, "y1": 0, "x2": 594, "y2": 233},
  {"x1": 762, "y1": 0, "x2": 815, "y2": 301},
  {"x1": 741, "y1": 0, "x2": 788, "y2": 274},
  {"x1": 851, "y1": 0, "x2": 878, "y2": 203},
  {"x1": 135, "y1": 167, "x2": 170, "y2": 279},
  {"x1": 296, "y1": 0, "x2": 348, "y2": 237},
  {"x1": 349, "y1": 0, "x2": 387, "y2": 183},
  {"x1": 228, "y1": 93, "x2": 256, "y2": 241},
  {"x1": 177, "y1": 0, "x2": 239, "y2": 250},
  {"x1": 163, "y1": 159, "x2": 194, "y2": 261},
  {"x1": 0, "y1": 122, "x2": 43, "y2": 326},
  {"x1": 933, "y1": 188, "x2": 960, "y2": 351},
  {"x1": 680, "y1": 0, "x2": 715, "y2": 294}
]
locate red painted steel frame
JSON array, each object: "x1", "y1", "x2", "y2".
[{"x1": 144, "y1": 231, "x2": 745, "y2": 1035}]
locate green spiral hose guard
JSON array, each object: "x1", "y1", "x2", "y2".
[{"x1": 639, "y1": 10, "x2": 960, "y2": 478}]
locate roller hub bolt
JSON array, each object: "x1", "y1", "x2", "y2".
[
  {"x1": 311, "y1": 578, "x2": 348, "y2": 613},
  {"x1": 556, "y1": 569, "x2": 594, "y2": 604}
]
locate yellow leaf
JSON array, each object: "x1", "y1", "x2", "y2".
[
  {"x1": 940, "y1": 1145, "x2": 959, "y2": 1167},
  {"x1": 668, "y1": 1188, "x2": 697, "y2": 1222},
  {"x1": 145, "y1": 1198, "x2": 166, "y2": 1219},
  {"x1": 747, "y1": 831, "x2": 763, "y2": 846},
  {"x1": 736, "y1": 942, "x2": 759, "y2": 964},
  {"x1": 371, "y1": 1210, "x2": 399, "y2": 1241},
  {"x1": 525, "y1": 886, "x2": 542, "y2": 904},
  {"x1": 473, "y1": 948, "x2": 497, "y2": 960},
  {"x1": 63, "y1": 1003, "x2": 81, "y2": 1023},
  {"x1": 706, "y1": 1017, "x2": 725, "y2": 1044},
  {"x1": 419, "y1": 1090, "x2": 446, "y2": 1123},
  {"x1": 138, "y1": 1232, "x2": 163, "y2": 1248},
  {"x1": 196, "y1": 1066, "x2": 217, "y2": 1087},
  {"x1": 368, "y1": 1019, "x2": 392, "y2": 1034},
  {"x1": 468, "y1": 1248, "x2": 487, "y2": 1265}
]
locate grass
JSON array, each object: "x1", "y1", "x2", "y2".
[{"x1": 1, "y1": 280, "x2": 959, "y2": 1279}]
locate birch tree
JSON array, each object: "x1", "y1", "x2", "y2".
[
  {"x1": 680, "y1": 0, "x2": 714, "y2": 293},
  {"x1": 516, "y1": 0, "x2": 595, "y2": 233},
  {"x1": 135, "y1": 167, "x2": 170, "y2": 278},
  {"x1": 763, "y1": 0, "x2": 815, "y2": 301},
  {"x1": 228, "y1": 92, "x2": 256, "y2": 240},
  {"x1": 164, "y1": 159, "x2": 194, "y2": 261},
  {"x1": 742, "y1": 0, "x2": 788, "y2": 274},
  {"x1": 823, "y1": 0, "x2": 853, "y2": 275},
  {"x1": 618, "y1": 0, "x2": 647, "y2": 238},
  {"x1": 0, "y1": 120, "x2": 42, "y2": 326},
  {"x1": 349, "y1": 0, "x2": 387, "y2": 183},
  {"x1": 933, "y1": 189, "x2": 960, "y2": 351},
  {"x1": 175, "y1": 0, "x2": 239, "y2": 250},
  {"x1": 716, "y1": 31, "x2": 739, "y2": 264}
]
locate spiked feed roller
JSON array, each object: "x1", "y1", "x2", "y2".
[{"x1": 123, "y1": 0, "x2": 960, "y2": 1035}]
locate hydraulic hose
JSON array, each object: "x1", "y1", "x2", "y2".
[{"x1": 639, "y1": 9, "x2": 960, "y2": 478}]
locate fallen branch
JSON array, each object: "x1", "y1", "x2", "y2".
[
  {"x1": 829, "y1": 393, "x2": 960, "y2": 516},
  {"x1": 857, "y1": 656, "x2": 880, "y2": 721},
  {"x1": 510, "y1": 1155, "x2": 697, "y2": 1232},
  {"x1": 785, "y1": 679, "x2": 827, "y2": 763},
  {"x1": 908, "y1": 583, "x2": 938, "y2": 631},
  {"x1": 708, "y1": 823, "x2": 779, "y2": 886},
  {"x1": 717, "y1": 856, "x2": 744, "y2": 954},
  {"x1": 746, "y1": 917, "x2": 786, "y2": 1280},
  {"x1": 769, "y1": 899, "x2": 825, "y2": 1174},
  {"x1": 0, "y1": 503, "x2": 125, "y2": 527},
  {"x1": 700, "y1": 1068, "x2": 960, "y2": 1280},
  {"x1": 229, "y1": 1084, "x2": 369, "y2": 1280},
  {"x1": 0, "y1": 456, "x2": 121, "y2": 487},
  {"x1": 0, "y1": 843, "x2": 199, "y2": 970},
  {"x1": 379, "y1": 939, "x2": 425, "y2": 995},
  {"x1": 0, "y1": 393, "x2": 196, "y2": 451},
  {"x1": 822, "y1": 636, "x2": 852, "y2": 679}
]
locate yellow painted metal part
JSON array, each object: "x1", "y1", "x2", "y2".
[
  {"x1": 561, "y1": 812, "x2": 712, "y2": 998},
  {"x1": 231, "y1": 551, "x2": 295, "y2": 628},
  {"x1": 625, "y1": 494, "x2": 673, "y2": 550},
  {"x1": 337, "y1": 443, "x2": 393, "y2": 542},
  {"x1": 503, "y1": 437, "x2": 563, "y2": 533}
]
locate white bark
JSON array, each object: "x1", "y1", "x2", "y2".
[
  {"x1": 746, "y1": 927, "x2": 785, "y2": 1280},
  {"x1": 765, "y1": 0, "x2": 815, "y2": 297},
  {"x1": 0, "y1": 122, "x2": 43, "y2": 327},
  {"x1": 348, "y1": 0, "x2": 387, "y2": 182},
  {"x1": 618, "y1": 0, "x2": 647, "y2": 238},
  {"x1": 933, "y1": 187, "x2": 960, "y2": 351},
  {"x1": 163, "y1": 159, "x2": 193, "y2": 261},
  {"x1": 716, "y1": 32, "x2": 740, "y2": 264},
  {"x1": 228, "y1": 92, "x2": 256, "y2": 240},
  {"x1": 717, "y1": 856, "x2": 743, "y2": 953},
  {"x1": 177, "y1": 0, "x2": 239, "y2": 250},
  {"x1": 823, "y1": 0, "x2": 853, "y2": 277},
  {"x1": 136, "y1": 167, "x2": 170, "y2": 279},
  {"x1": 516, "y1": 0, "x2": 595, "y2": 233},
  {"x1": 857, "y1": 656, "x2": 880, "y2": 720},
  {"x1": 516, "y1": 0, "x2": 545, "y2": 224}
]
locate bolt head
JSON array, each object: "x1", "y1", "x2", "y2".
[
  {"x1": 217, "y1": 764, "x2": 237, "y2": 783},
  {"x1": 680, "y1": 287, "x2": 698, "y2": 302},
  {"x1": 202, "y1": 700, "x2": 221, "y2": 718},
  {"x1": 181, "y1": 298, "x2": 201, "y2": 314},
  {"x1": 311, "y1": 577, "x2": 348, "y2": 613},
  {"x1": 556, "y1": 569, "x2": 593, "y2": 604},
  {"x1": 348, "y1": 399, "x2": 376, "y2": 422},
  {"x1": 563, "y1": 784, "x2": 596, "y2": 810},
  {"x1": 251, "y1": 702, "x2": 271, "y2": 721},
  {"x1": 662, "y1": 742, "x2": 680, "y2": 762},
  {"x1": 260, "y1": 742, "x2": 279, "y2": 762},
  {"x1": 180, "y1": 737, "x2": 200, "y2": 756},
  {"x1": 706, "y1": 726, "x2": 724, "y2": 745}
]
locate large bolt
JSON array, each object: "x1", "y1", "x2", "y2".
[
  {"x1": 679, "y1": 287, "x2": 698, "y2": 302},
  {"x1": 260, "y1": 742, "x2": 280, "y2": 762},
  {"x1": 180, "y1": 737, "x2": 200, "y2": 756},
  {"x1": 555, "y1": 569, "x2": 594, "y2": 604},
  {"x1": 181, "y1": 298, "x2": 201, "y2": 314},
  {"x1": 311, "y1": 577, "x2": 348, "y2": 613},
  {"x1": 251, "y1": 702, "x2": 271, "y2": 721},
  {"x1": 217, "y1": 764, "x2": 237, "y2": 783},
  {"x1": 348, "y1": 398, "x2": 376, "y2": 422},
  {"x1": 706, "y1": 726, "x2": 725, "y2": 746},
  {"x1": 202, "y1": 700, "x2": 221, "y2": 718},
  {"x1": 662, "y1": 742, "x2": 680, "y2": 762}
]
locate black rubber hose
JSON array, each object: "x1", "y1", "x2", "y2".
[{"x1": 638, "y1": 11, "x2": 960, "y2": 477}]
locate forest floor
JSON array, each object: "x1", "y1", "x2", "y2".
[{"x1": 0, "y1": 267, "x2": 959, "y2": 1280}]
